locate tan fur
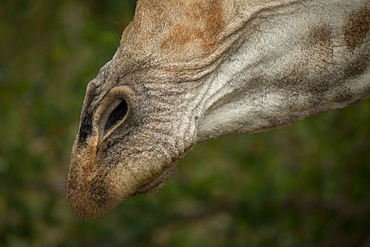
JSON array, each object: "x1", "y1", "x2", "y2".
[{"x1": 161, "y1": 0, "x2": 225, "y2": 54}]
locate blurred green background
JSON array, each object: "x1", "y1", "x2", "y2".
[{"x1": 1, "y1": 1, "x2": 369, "y2": 246}]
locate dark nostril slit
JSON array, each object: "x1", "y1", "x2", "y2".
[
  {"x1": 78, "y1": 111, "x2": 93, "y2": 143},
  {"x1": 104, "y1": 100, "x2": 128, "y2": 133}
]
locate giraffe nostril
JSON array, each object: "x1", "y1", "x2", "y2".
[{"x1": 104, "y1": 99, "x2": 128, "y2": 133}]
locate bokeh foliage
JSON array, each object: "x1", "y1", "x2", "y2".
[{"x1": 0, "y1": 0, "x2": 369, "y2": 246}]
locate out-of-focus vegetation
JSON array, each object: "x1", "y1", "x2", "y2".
[{"x1": 0, "y1": 0, "x2": 369, "y2": 246}]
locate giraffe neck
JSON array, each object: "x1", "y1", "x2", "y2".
[{"x1": 195, "y1": 1, "x2": 370, "y2": 141}]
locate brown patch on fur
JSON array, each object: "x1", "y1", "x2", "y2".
[
  {"x1": 343, "y1": 7, "x2": 370, "y2": 52},
  {"x1": 344, "y1": 53, "x2": 370, "y2": 78},
  {"x1": 302, "y1": 24, "x2": 334, "y2": 72},
  {"x1": 161, "y1": 0, "x2": 225, "y2": 54},
  {"x1": 165, "y1": 24, "x2": 204, "y2": 47},
  {"x1": 285, "y1": 24, "x2": 333, "y2": 85}
]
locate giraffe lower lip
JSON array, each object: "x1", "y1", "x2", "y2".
[
  {"x1": 135, "y1": 165, "x2": 176, "y2": 194},
  {"x1": 136, "y1": 178, "x2": 165, "y2": 194}
]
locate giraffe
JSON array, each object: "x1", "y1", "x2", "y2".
[{"x1": 66, "y1": 0, "x2": 370, "y2": 219}]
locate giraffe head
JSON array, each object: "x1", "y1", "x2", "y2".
[
  {"x1": 66, "y1": 1, "x2": 370, "y2": 219},
  {"x1": 66, "y1": 0, "x2": 232, "y2": 219}
]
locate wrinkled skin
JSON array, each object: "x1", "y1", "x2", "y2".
[{"x1": 66, "y1": 0, "x2": 370, "y2": 219}]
